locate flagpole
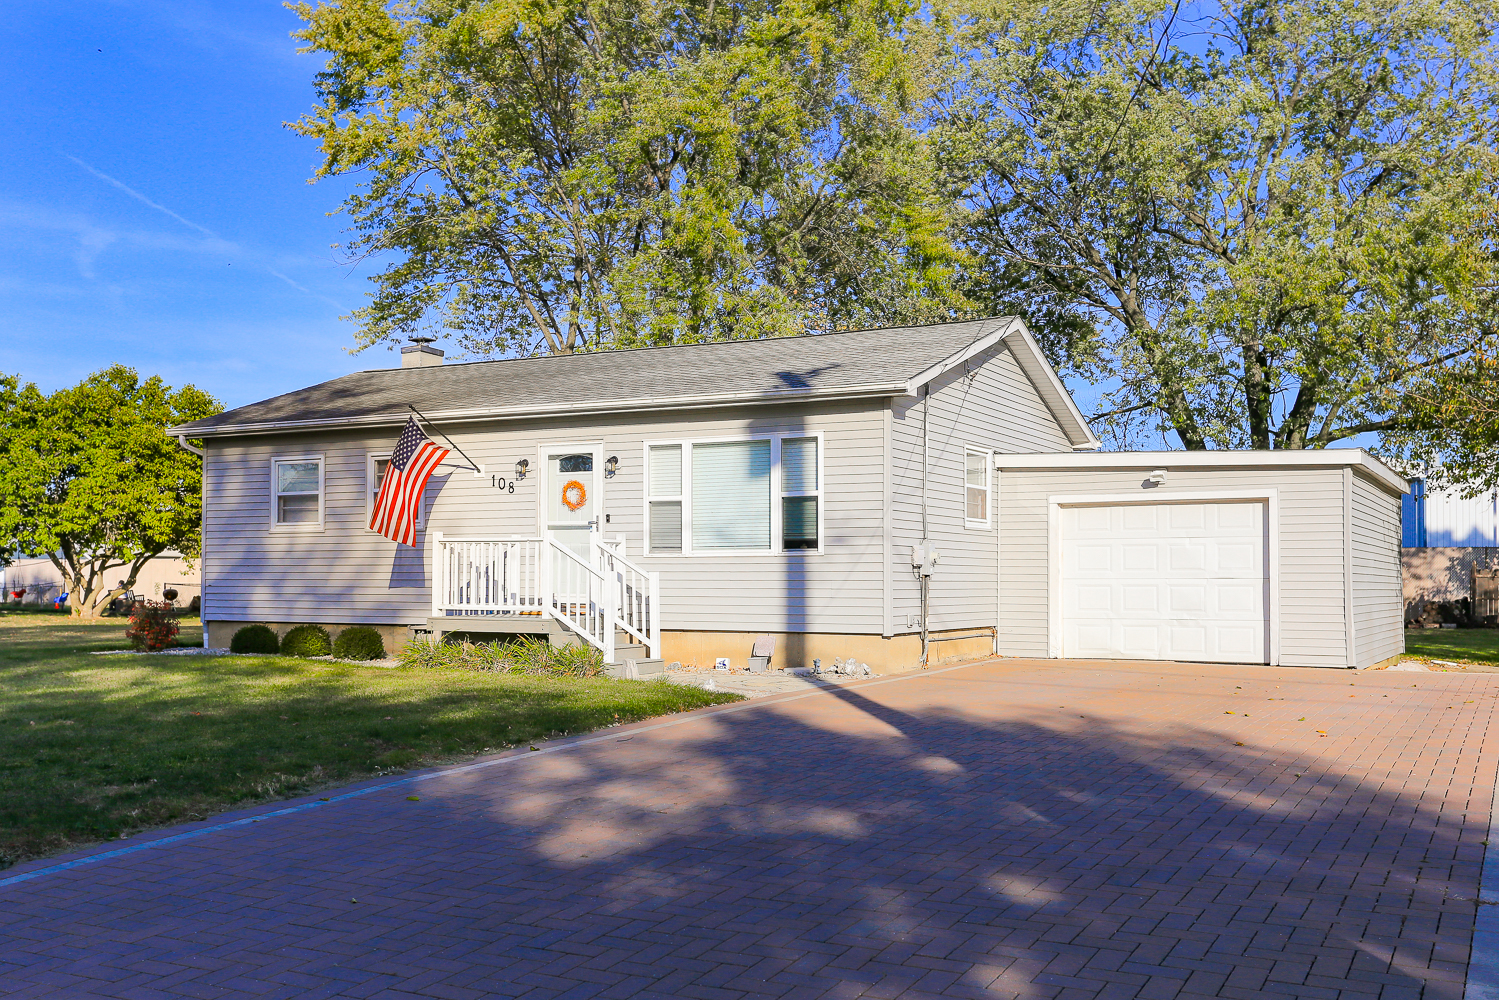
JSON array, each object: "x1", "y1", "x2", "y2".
[{"x1": 407, "y1": 405, "x2": 485, "y2": 476}]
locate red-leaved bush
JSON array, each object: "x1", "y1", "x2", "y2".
[{"x1": 126, "y1": 600, "x2": 180, "y2": 652}]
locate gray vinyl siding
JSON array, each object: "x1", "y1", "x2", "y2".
[
  {"x1": 1351, "y1": 472, "x2": 1404, "y2": 666},
  {"x1": 202, "y1": 399, "x2": 887, "y2": 634},
  {"x1": 996, "y1": 465, "x2": 1354, "y2": 668},
  {"x1": 888, "y1": 342, "x2": 1074, "y2": 634}
]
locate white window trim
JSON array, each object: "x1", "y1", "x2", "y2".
[
  {"x1": 367, "y1": 452, "x2": 425, "y2": 531},
  {"x1": 269, "y1": 454, "x2": 324, "y2": 532},
  {"x1": 964, "y1": 445, "x2": 993, "y2": 530},
  {"x1": 779, "y1": 433, "x2": 824, "y2": 555},
  {"x1": 642, "y1": 431, "x2": 825, "y2": 557},
  {"x1": 645, "y1": 440, "x2": 688, "y2": 555},
  {"x1": 1044, "y1": 489, "x2": 1281, "y2": 664}
]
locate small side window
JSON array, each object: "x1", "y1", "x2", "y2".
[
  {"x1": 781, "y1": 436, "x2": 820, "y2": 551},
  {"x1": 647, "y1": 444, "x2": 684, "y2": 553},
  {"x1": 965, "y1": 448, "x2": 991, "y2": 528},
  {"x1": 272, "y1": 457, "x2": 322, "y2": 528}
]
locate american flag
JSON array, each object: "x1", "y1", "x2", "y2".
[{"x1": 370, "y1": 417, "x2": 450, "y2": 546}]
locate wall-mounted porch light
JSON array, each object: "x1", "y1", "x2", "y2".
[
  {"x1": 515, "y1": 458, "x2": 530, "y2": 480},
  {"x1": 605, "y1": 455, "x2": 619, "y2": 478}
]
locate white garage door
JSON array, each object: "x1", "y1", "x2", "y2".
[{"x1": 1061, "y1": 501, "x2": 1269, "y2": 663}]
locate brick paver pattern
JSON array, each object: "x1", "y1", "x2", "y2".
[{"x1": 1, "y1": 658, "x2": 1495, "y2": 1000}]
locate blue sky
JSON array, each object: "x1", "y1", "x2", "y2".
[{"x1": 0, "y1": 1, "x2": 386, "y2": 411}]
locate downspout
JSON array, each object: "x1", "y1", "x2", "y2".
[
  {"x1": 175, "y1": 434, "x2": 204, "y2": 458},
  {"x1": 920, "y1": 386, "x2": 930, "y2": 667}
]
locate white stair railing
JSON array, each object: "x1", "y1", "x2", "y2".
[
  {"x1": 598, "y1": 543, "x2": 659, "y2": 658},
  {"x1": 543, "y1": 540, "x2": 613, "y2": 663},
  {"x1": 432, "y1": 533, "x2": 660, "y2": 664}
]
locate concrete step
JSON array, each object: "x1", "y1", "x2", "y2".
[{"x1": 604, "y1": 658, "x2": 665, "y2": 680}]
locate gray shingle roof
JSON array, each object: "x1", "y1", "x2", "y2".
[{"x1": 178, "y1": 318, "x2": 1022, "y2": 436}]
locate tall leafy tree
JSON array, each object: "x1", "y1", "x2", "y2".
[
  {"x1": 291, "y1": 0, "x2": 967, "y2": 357},
  {"x1": 0, "y1": 368, "x2": 221, "y2": 619},
  {"x1": 937, "y1": 0, "x2": 1499, "y2": 471}
]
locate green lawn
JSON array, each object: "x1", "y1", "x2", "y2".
[
  {"x1": 1404, "y1": 627, "x2": 1499, "y2": 666},
  {"x1": 0, "y1": 613, "x2": 740, "y2": 868}
]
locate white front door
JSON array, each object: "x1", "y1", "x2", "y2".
[
  {"x1": 1060, "y1": 500, "x2": 1270, "y2": 663},
  {"x1": 542, "y1": 447, "x2": 602, "y2": 558}
]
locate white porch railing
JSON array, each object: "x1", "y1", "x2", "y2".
[{"x1": 431, "y1": 532, "x2": 660, "y2": 662}]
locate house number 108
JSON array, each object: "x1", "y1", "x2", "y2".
[{"x1": 491, "y1": 476, "x2": 515, "y2": 493}]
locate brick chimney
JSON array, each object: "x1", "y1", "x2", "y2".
[{"x1": 401, "y1": 336, "x2": 444, "y2": 368}]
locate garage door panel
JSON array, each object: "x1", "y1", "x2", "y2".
[
  {"x1": 1061, "y1": 501, "x2": 1268, "y2": 664},
  {"x1": 1073, "y1": 507, "x2": 1113, "y2": 534},
  {"x1": 1073, "y1": 584, "x2": 1113, "y2": 613},
  {"x1": 1167, "y1": 586, "x2": 1205, "y2": 613},
  {"x1": 1121, "y1": 585, "x2": 1158, "y2": 612},
  {"x1": 1167, "y1": 505, "x2": 1206, "y2": 531},
  {"x1": 1169, "y1": 626, "x2": 1207, "y2": 656},
  {"x1": 1120, "y1": 626, "x2": 1160, "y2": 658},
  {"x1": 1168, "y1": 544, "x2": 1206, "y2": 572},
  {"x1": 1075, "y1": 544, "x2": 1113, "y2": 571},
  {"x1": 1215, "y1": 542, "x2": 1259, "y2": 573}
]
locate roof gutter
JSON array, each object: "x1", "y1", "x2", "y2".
[{"x1": 168, "y1": 382, "x2": 911, "y2": 440}]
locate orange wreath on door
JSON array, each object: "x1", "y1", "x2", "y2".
[{"x1": 561, "y1": 480, "x2": 587, "y2": 511}]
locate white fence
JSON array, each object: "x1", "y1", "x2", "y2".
[{"x1": 432, "y1": 533, "x2": 660, "y2": 662}]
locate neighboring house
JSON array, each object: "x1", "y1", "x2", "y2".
[
  {"x1": 2, "y1": 554, "x2": 201, "y2": 609},
  {"x1": 171, "y1": 317, "x2": 1407, "y2": 671},
  {"x1": 1400, "y1": 480, "x2": 1499, "y2": 621}
]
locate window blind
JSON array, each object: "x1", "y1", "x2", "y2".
[
  {"x1": 649, "y1": 444, "x2": 682, "y2": 496},
  {"x1": 781, "y1": 437, "x2": 817, "y2": 493},
  {"x1": 692, "y1": 440, "x2": 771, "y2": 549}
]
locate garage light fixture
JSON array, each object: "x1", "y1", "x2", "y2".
[
  {"x1": 515, "y1": 458, "x2": 530, "y2": 480},
  {"x1": 1147, "y1": 469, "x2": 1168, "y2": 486}
]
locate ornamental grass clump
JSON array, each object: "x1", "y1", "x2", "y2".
[
  {"x1": 281, "y1": 624, "x2": 332, "y2": 658},
  {"x1": 125, "y1": 600, "x2": 180, "y2": 652},
  {"x1": 397, "y1": 636, "x2": 604, "y2": 677},
  {"x1": 229, "y1": 624, "x2": 279, "y2": 654},
  {"x1": 333, "y1": 626, "x2": 386, "y2": 661}
]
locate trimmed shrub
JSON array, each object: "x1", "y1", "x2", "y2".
[
  {"x1": 397, "y1": 635, "x2": 604, "y2": 677},
  {"x1": 230, "y1": 624, "x2": 279, "y2": 654},
  {"x1": 281, "y1": 624, "x2": 332, "y2": 658},
  {"x1": 333, "y1": 626, "x2": 386, "y2": 661},
  {"x1": 125, "y1": 600, "x2": 180, "y2": 652}
]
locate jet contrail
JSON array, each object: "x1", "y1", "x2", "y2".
[
  {"x1": 67, "y1": 155, "x2": 225, "y2": 243},
  {"x1": 66, "y1": 154, "x2": 341, "y2": 305}
]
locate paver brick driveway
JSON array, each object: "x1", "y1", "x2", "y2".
[{"x1": 2, "y1": 658, "x2": 1496, "y2": 1000}]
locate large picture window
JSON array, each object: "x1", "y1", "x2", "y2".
[
  {"x1": 692, "y1": 440, "x2": 772, "y2": 550},
  {"x1": 271, "y1": 456, "x2": 322, "y2": 528},
  {"x1": 644, "y1": 434, "x2": 822, "y2": 555}
]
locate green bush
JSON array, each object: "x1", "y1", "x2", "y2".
[
  {"x1": 229, "y1": 624, "x2": 279, "y2": 654},
  {"x1": 397, "y1": 635, "x2": 604, "y2": 677},
  {"x1": 281, "y1": 624, "x2": 332, "y2": 658},
  {"x1": 126, "y1": 600, "x2": 180, "y2": 651},
  {"x1": 333, "y1": 626, "x2": 386, "y2": 661}
]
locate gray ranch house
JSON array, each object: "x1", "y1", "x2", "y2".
[{"x1": 172, "y1": 318, "x2": 1407, "y2": 672}]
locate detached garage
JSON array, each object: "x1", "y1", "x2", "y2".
[{"x1": 997, "y1": 451, "x2": 1407, "y2": 670}]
